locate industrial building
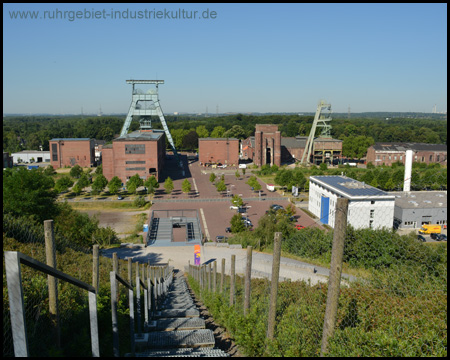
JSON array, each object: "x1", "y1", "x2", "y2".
[
  {"x1": 49, "y1": 138, "x2": 95, "y2": 169},
  {"x1": 102, "y1": 130, "x2": 166, "y2": 182},
  {"x1": 309, "y1": 175, "x2": 395, "y2": 230},
  {"x1": 11, "y1": 150, "x2": 51, "y2": 164},
  {"x1": 198, "y1": 138, "x2": 240, "y2": 166},
  {"x1": 366, "y1": 143, "x2": 447, "y2": 166},
  {"x1": 388, "y1": 191, "x2": 447, "y2": 229},
  {"x1": 241, "y1": 125, "x2": 342, "y2": 165}
]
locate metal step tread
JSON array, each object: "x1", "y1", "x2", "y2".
[
  {"x1": 151, "y1": 317, "x2": 206, "y2": 331},
  {"x1": 146, "y1": 329, "x2": 215, "y2": 348},
  {"x1": 133, "y1": 347, "x2": 230, "y2": 357},
  {"x1": 154, "y1": 308, "x2": 200, "y2": 318}
]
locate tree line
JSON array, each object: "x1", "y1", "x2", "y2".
[{"x1": 3, "y1": 114, "x2": 447, "y2": 159}]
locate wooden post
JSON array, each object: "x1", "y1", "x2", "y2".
[
  {"x1": 208, "y1": 263, "x2": 212, "y2": 292},
  {"x1": 320, "y1": 198, "x2": 349, "y2": 356},
  {"x1": 221, "y1": 258, "x2": 225, "y2": 293},
  {"x1": 267, "y1": 232, "x2": 282, "y2": 340},
  {"x1": 113, "y1": 253, "x2": 119, "y2": 302},
  {"x1": 213, "y1": 260, "x2": 217, "y2": 293},
  {"x1": 44, "y1": 220, "x2": 60, "y2": 349},
  {"x1": 244, "y1": 246, "x2": 252, "y2": 316},
  {"x1": 230, "y1": 255, "x2": 236, "y2": 306},
  {"x1": 92, "y1": 245, "x2": 99, "y2": 293}
]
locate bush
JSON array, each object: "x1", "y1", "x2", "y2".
[{"x1": 133, "y1": 195, "x2": 147, "y2": 208}]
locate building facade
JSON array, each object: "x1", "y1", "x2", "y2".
[
  {"x1": 198, "y1": 138, "x2": 239, "y2": 166},
  {"x1": 309, "y1": 175, "x2": 395, "y2": 230},
  {"x1": 11, "y1": 150, "x2": 50, "y2": 164},
  {"x1": 102, "y1": 130, "x2": 166, "y2": 182},
  {"x1": 389, "y1": 191, "x2": 447, "y2": 229},
  {"x1": 49, "y1": 138, "x2": 95, "y2": 169},
  {"x1": 366, "y1": 143, "x2": 447, "y2": 166},
  {"x1": 312, "y1": 138, "x2": 343, "y2": 165},
  {"x1": 254, "y1": 124, "x2": 281, "y2": 167}
]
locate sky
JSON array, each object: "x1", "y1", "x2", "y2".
[{"x1": 3, "y1": 3, "x2": 447, "y2": 114}]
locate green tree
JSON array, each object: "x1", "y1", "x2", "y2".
[
  {"x1": 182, "y1": 178, "x2": 192, "y2": 194},
  {"x1": 231, "y1": 194, "x2": 244, "y2": 208},
  {"x1": 127, "y1": 174, "x2": 144, "y2": 194},
  {"x1": 210, "y1": 126, "x2": 226, "y2": 138},
  {"x1": 72, "y1": 174, "x2": 89, "y2": 195},
  {"x1": 235, "y1": 170, "x2": 240, "y2": 180},
  {"x1": 164, "y1": 176, "x2": 174, "y2": 194},
  {"x1": 230, "y1": 214, "x2": 246, "y2": 233},
  {"x1": 209, "y1": 173, "x2": 216, "y2": 183},
  {"x1": 216, "y1": 180, "x2": 226, "y2": 194},
  {"x1": 3, "y1": 167, "x2": 58, "y2": 222},
  {"x1": 43, "y1": 165, "x2": 56, "y2": 176},
  {"x1": 196, "y1": 125, "x2": 209, "y2": 138},
  {"x1": 144, "y1": 175, "x2": 159, "y2": 195},
  {"x1": 70, "y1": 164, "x2": 83, "y2": 179},
  {"x1": 108, "y1": 176, "x2": 122, "y2": 195},
  {"x1": 91, "y1": 174, "x2": 108, "y2": 195},
  {"x1": 223, "y1": 125, "x2": 247, "y2": 139},
  {"x1": 92, "y1": 226, "x2": 119, "y2": 246},
  {"x1": 95, "y1": 164, "x2": 103, "y2": 175},
  {"x1": 182, "y1": 130, "x2": 199, "y2": 151},
  {"x1": 55, "y1": 175, "x2": 74, "y2": 193}
]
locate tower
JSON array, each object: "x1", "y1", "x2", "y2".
[
  {"x1": 300, "y1": 100, "x2": 332, "y2": 165},
  {"x1": 120, "y1": 80, "x2": 181, "y2": 167}
]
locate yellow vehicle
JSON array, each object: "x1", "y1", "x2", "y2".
[{"x1": 418, "y1": 224, "x2": 441, "y2": 235}]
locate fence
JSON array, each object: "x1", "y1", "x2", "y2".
[
  {"x1": 187, "y1": 196, "x2": 447, "y2": 357},
  {"x1": 3, "y1": 218, "x2": 173, "y2": 357}
]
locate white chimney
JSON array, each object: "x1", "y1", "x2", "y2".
[{"x1": 403, "y1": 149, "x2": 413, "y2": 192}]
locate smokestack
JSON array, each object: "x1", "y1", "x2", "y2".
[{"x1": 403, "y1": 149, "x2": 413, "y2": 192}]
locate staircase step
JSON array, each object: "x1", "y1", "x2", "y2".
[
  {"x1": 149, "y1": 317, "x2": 206, "y2": 331},
  {"x1": 133, "y1": 347, "x2": 229, "y2": 357},
  {"x1": 154, "y1": 308, "x2": 200, "y2": 318},
  {"x1": 146, "y1": 329, "x2": 215, "y2": 349},
  {"x1": 161, "y1": 302, "x2": 196, "y2": 310}
]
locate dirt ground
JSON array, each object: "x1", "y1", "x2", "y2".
[{"x1": 83, "y1": 210, "x2": 148, "y2": 238}]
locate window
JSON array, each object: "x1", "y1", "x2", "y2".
[
  {"x1": 421, "y1": 156, "x2": 424, "y2": 162},
  {"x1": 370, "y1": 209, "x2": 375, "y2": 219},
  {"x1": 400, "y1": 155, "x2": 403, "y2": 161},
  {"x1": 125, "y1": 144, "x2": 145, "y2": 154},
  {"x1": 394, "y1": 156, "x2": 397, "y2": 160},
  {"x1": 51, "y1": 144, "x2": 58, "y2": 161},
  {"x1": 376, "y1": 155, "x2": 380, "y2": 160},
  {"x1": 371, "y1": 200, "x2": 375, "y2": 205},
  {"x1": 126, "y1": 161, "x2": 146, "y2": 164},
  {"x1": 389, "y1": 155, "x2": 391, "y2": 160},
  {"x1": 437, "y1": 155, "x2": 440, "y2": 162},
  {"x1": 383, "y1": 156, "x2": 386, "y2": 160},
  {"x1": 429, "y1": 155, "x2": 433, "y2": 162},
  {"x1": 369, "y1": 220, "x2": 374, "y2": 229},
  {"x1": 126, "y1": 167, "x2": 146, "y2": 171}
]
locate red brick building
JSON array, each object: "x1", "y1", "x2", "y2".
[
  {"x1": 198, "y1": 138, "x2": 239, "y2": 166},
  {"x1": 102, "y1": 130, "x2": 166, "y2": 182},
  {"x1": 253, "y1": 124, "x2": 282, "y2": 167},
  {"x1": 366, "y1": 143, "x2": 447, "y2": 166},
  {"x1": 49, "y1": 138, "x2": 95, "y2": 169}
]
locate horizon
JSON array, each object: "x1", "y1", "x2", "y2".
[{"x1": 3, "y1": 3, "x2": 447, "y2": 114}]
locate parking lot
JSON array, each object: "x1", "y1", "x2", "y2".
[{"x1": 150, "y1": 154, "x2": 324, "y2": 242}]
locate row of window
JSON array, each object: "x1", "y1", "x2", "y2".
[{"x1": 376, "y1": 154, "x2": 444, "y2": 162}]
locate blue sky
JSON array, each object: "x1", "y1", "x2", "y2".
[{"x1": 3, "y1": 3, "x2": 447, "y2": 114}]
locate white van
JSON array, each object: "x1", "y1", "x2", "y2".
[{"x1": 239, "y1": 164, "x2": 247, "y2": 169}]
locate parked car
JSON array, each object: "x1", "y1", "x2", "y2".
[
  {"x1": 417, "y1": 234, "x2": 426, "y2": 242},
  {"x1": 430, "y1": 233, "x2": 440, "y2": 240},
  {"x1": 241, "y1": 217, "x2": 253, "y2": 227},
  {"x1": 436, "y1": 234, "x2": 447, "y2": 241},
  {"x1": 237, "y1": 207, "x2": 246, "y2": 214},
  {"x1": 238, "y1": 164, "x2": 247, "y2": 169},
  {"x1": 117, "y1": 196, "x2": 124, "y2": 200},
  {"x1": 270, "y1": 204, "x2": 284, "y2": 211},
  {"x1": 215, "y1": 235, "x2": 228, "y2": 243},
  {"x1": 230, "y1": 205, "x2": 239, "y2": 210},
  {"x1": 217, "y1": 164, "x2": 227, "y2": 168},
  {"x1": 225, "y1": 227, "x2": 232, "y2": 233},
  {"x1": 295, "y1": 224, "x2": 305, "y2": 230}
]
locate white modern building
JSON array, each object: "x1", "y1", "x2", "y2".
[
  {"x1": 309, "y1": 175, "x2": 395, "y2": 230},
  {"x1": 388, "y1": 191, "x2": 447, "y2": 229},
  {"x1": 11, "y1": 150, "x2": 51, "y2": 164}
]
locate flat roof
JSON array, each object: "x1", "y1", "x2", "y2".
[
  {"x1": 310, "y1": 175, "x2": 394, "y2": 199},
  {"x1": 371, "y1": 142, "x2": 447, "y2": 152},
  {"x1": 50, "y1": 138, "x2": 91, "y2": 141},
  {"x1": 11, "y1": 150, "x2": 50, "y2": 154},
  {"x1": 115, "y1": 130, "x2": 164, "y2": 141},
  {"x1": 388, "y1": 191, "x2": 447, "y2": 209},
  {"x1": 199, "y1": 138, "x2": 239, "y2": 141}
]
